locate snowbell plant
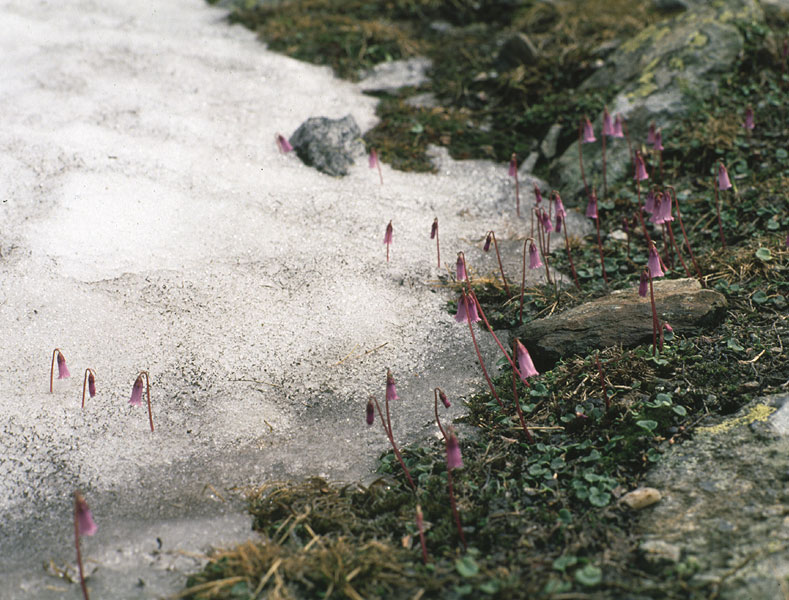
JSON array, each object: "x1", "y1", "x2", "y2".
[
  {"x1": 130, "y1": 371, "x2": 154, "y2": 432},
  {"x1": 50, "y1": 348, "x2": 71, "y2": 393},
  {"x1": 74, "y1": 491, "x2": 97, "y2": 600}
]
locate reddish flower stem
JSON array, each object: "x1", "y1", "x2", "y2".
[
  {"x1": 462, "y1": 292, "x2": 505, "y2": 409},
  {"x1": 635, "y1": 181, "x2": 653, "y2": 246},
  {"x1": 74, "y1": 495, "x2": 91, "y2": 600},
  {"x1": 713, "y1": 185, "x2": 728, "y2": 250},
  {"x1": 137, "y1": 371, "x2": 154, "y2": 432},
  {"x1": 468, "y1": 289, "x2": 525, "y2": 384},
  {"x1": 601, "y1": 131, "x2": 608, "y2": 199},
  {"x1": 536, "y1": 212, "x2": 553, "y2": 285},
  {"x1": 434, "y1": 389, "x2": 448, "y2": 441},
  {"x1": 648, "y1": 274, "x2": 659, "y2": 355},
  {"x1": 577, "y1": 122, "x2": 590, "y2": 199},
  {"x1": 562, "y1": 222, "x2": 581, "y2": 289},
  {"x1": 666, "y1": 222, "x2": 690, "y2": 277},
  {"x1": 514, "y1": 168, "x2": 520, "y2": 217},
  {"x1": 594, "y1": 207, "x2": 609, "y2": 285},
  {"x1": 372, "y1": 395, "x2": 416, "y2": 492},
  {"x1": 622, "y1": 118, "x2": 634, "y2": 170},
  {"x1": 595, "y1": 352, "x2": 609, "y2": 412},
  {"x1": 415, "y1": 505, "x2": 428, "y2": 564},
  {"x1": 446, "y1": 465, "x2": 467, "y2": 550},
  {"x1": 50, "y1": 348, "x2": 61, "y2": 394},
  {"x1": 488, "y1": 231, "x2": 512, "y2": 297},
  {"x1": 519, "y1": 239, "x2": 528, "y2": 324},
  {"x1": 434, "y1": 219, "x2": 440, "y2": 268},
  {"x1": 81, "y1": 368, "x2": 95, "y2": 410},
  {"x1": 511, "y1": 344, "x2": 534, "y2": 442},
  {"x1": 666, "y1": 186, "x2": 703, "y2": 282}
]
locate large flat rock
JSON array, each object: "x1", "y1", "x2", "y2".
[{"x1": 515, "y1": 278, "x2": 727, "y2": 370}]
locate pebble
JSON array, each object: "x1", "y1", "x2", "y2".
[{"x1": 621, "y1": 487, "x2": 662, "y2": 509}]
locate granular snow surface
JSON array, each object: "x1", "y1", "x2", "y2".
[{"x1": 0, "y1": 1, "x2": 589, "y2": 597}]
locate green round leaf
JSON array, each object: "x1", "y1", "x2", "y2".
[
  {"x1": 636, "y1": 420, "x2": 658, "y2": 433},
  {"x1": 552, "y1": 554, "x2": 578, "y2": 572},
  {"x1": 672, "y1": 405, "x2": 687, "y2": 416},
  {"x1": 751, "y1": 290, "x2": 768, "y2": 304},
  {"x1": 575, "y1": 564, "x2": 603, "y2": 587},
  {"x1": 455, "y1": 556, "x2": 480, "y2": 578},
  {"x1": 755, "y1": 247, "x2": 772, "y2": 262}
]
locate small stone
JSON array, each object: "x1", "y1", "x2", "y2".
[
  {"x1": 621, "y1": 487, "x2": 662, "y2": 510},
  {"x1": 289, "y1": 115, "x2": 366, "y2": 177},
  {"x1": 608, "y1": 229, "x2": 628, "y2": 241},
  {"x1": 640, "y1": 539, "x2": 681, "y2": 565},
  {"x1": 540, "y1": 123, "x2": 561, "y2": 159},
  {"x1": 497, "y1": 33, "x2": 539, "y2": 69},
  {"x1": 358, "y1": 57, "x2": 432, "y2": 94}
]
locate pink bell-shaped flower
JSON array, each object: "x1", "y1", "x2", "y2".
[
  {"x1": 275, "y1": 133, "x2": 293, "y2": 153},
  {"x1": 585, "y1": 194, "x2": 598, "y2": 220},
  {"x1": 366, "y1": 398, "x2": 375, "y2": 426},
  {"x1": 456, "y1": 252, "x2": 467, "y2": 281},
  {"x1": 446, "y1": 427, "x2": 463, "y2": 470},
  {"x1": 638, "y1": 270, "x2": 648, "y2": 298},
  {"x1": 514, "y1": 339, "x2": 539, "y2": 380},
  {"x1": 743, "y1": 106, "x2": 754, "y2": 131},
  {"x1": 369, "y1": 148, "x2": 379, "y2": 169},
  {"x1": 508, "y1": 153, "x2": 518, "y2": 177},
  {"x1": 57, "y1": 350, "x2": 71, "y2": 379},
  {"x1": 612, "y1": 114, "x2": 625, "y2": 138},
  {"x1": 646, "y1": 122, "x2": 656, "y2": 144},
  {"x1": 717, "y1": 162, "x2": 732, "y2": 190},
  {"x1": 383, "y1": 221, "x2": 393, "y2": 245},
  {"x1": 528, "y1": 241, "x2": 542, "y2": 269},
  {"x1": 644, "y1": 189, "x2": 656, "y2": 214},
  {"x1": 555, "y1": 214, "x2": 563, "y2": 233},
  {"x1": 602, "y1": 107, "x2": 614, "y2": 137},
  {"x1": 438, "y1": 389, "x2": 451, "y2": 408},
  {"x1": 653, "y1": 130, "x2": 664, "y2": 151},
  {"x1": 74, "y1": 491, "x2": 98, "y2": 537},
  {"x1": 455, "y1": 293, "x2": 481, "y2": 324},
  {"x1": 539, "y1": 210, "x2": 554, "y2": 233},
  {"x1": 430, "y1": 218, "x2": 438, "y2": 240},
  {"x1": 386, "y1": 369, "x2": 399, "y2": 402},
  {"x1": 582, "y1": 117, "x2": 596, "y2": 143},
  {"x1": 130, "y1": 374, "x2": 144, "y2": 406},
  {"x1": 647, "y1": 244, "x2": 664, "y2": 278},
  {"x1": 483, "y1": 232, "x2": 492, "y2": 252},
  {"x1": 88, "y1": 370, "x2": 96, "y2": 398},
  {"x1": 553, "y1": 192, "x2": 566, "y2": 219},
  {"x1": 634, "y1": 152, "x2": 649, "y2": 181},
  {"x1": 533, "y1": 184, "x2": 543, "y2": 205}
]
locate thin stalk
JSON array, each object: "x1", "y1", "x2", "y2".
[
  {"x1": 50, "y1": 348, "x2": 60, "y2": 394},
  {"x1": 536, "y1": 215, "x2": 553, "y2": 285},
  {"x1": 376, "y1": 158, "x2": 383, "y2": 185},
  {"x1": 601, "y1": 131, "x2": 608, "y2": 198},
  {"x1": 622, "y1": 118, "x2": 634, "y2": 170},
  {"x1": 562, "y1": 223, "x2": 581, "y2": 289},
  {"x1": 511, "y1": 343, "x2": 534, "y2": 442},
  {"x1": 81, "y1": 368, "x2": 95, "y2": 410},
  {"x1": 488, "y1": 232, "x2": 512, "y2": 297},
  {"x1": 372, "y1": 395, "x2": 416, "y2": 491},
  {"x1": 713, "y1": 185, "x2": 727, "y2": 250},
  {"x1": 415, "y1": 505, "x2": 428, "y2": 564},
  {"x1": 519, "y1": 239, "x2": 528, "y2": 324},
  {"x1": 462, "y1": 292, "x2": 504, "y2": 409},
  {"x1": 634, "y1": 179, "x2": 653, "y2": 246},
  {"x1": 74, "y1": 497, "x2": 90, "y2": 600},
  {"x1": 468, "y1": 288, "x2": 524, "y2": 383},
  {"x1": 648, "y1": 274, "x2": 659, "y2": 356},
  {"x1": 514, "y1": 167, "x2": 520, "y2": 217},
  {"x1": 666, "y1": 186, "x2": 702, "y2": 282},
  {"x1": 138, "y1": 371, "x2": 154, "y2": 432},
  {"x1": 666, "y1": 222, "x2": 690, "y2": 277},
  {"x1": 595, "y1": 352, "x2": 609, "y2": 412},
  {"x1": 433, "y1": 218, "x2": 440, "y2": 268},
  {"x1": 594, "y1": 214, "x2": 608, "y2": 285},
  {"x1": 577, "y1": 122, "x2": 590, "y2": 199},
  {"x1": 446, "y1": 466, "x2": 466, "y2": 549},
  {"x1": 434, "y1": 389, "x2": 448, "y2": 440}
]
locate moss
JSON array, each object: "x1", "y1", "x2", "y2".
[
  {"x1": 697, "y1": 403, "x2": 777, "y2": 435},
  {"x1": 689, "y1": 31, "x2": 709, "y2": 47},
  {"x1": 669, "y1": 56, "x2": 684, "y2": 70}
]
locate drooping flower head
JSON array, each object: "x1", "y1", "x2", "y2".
[
  {"x1": 456, "y1": 252, "x2": 467, "y2": 281},
  {"x1": 555, "y1": 214, "x2": 563, "y2": 233},
  {"x1": 602, "y1": 107, "x2": 614, "y2": 137},
  {"x1": 275, "y1": 134, "x2": 293, "y2": 153},
  {"x1": 366, "y1": 397, "x2": 375, "y2": 426},
  {"x1": 483, "y1": 232, "x2": 493, "y2": 252},
  {"x1": 553, "y1": 191, "x2": 566, "y2": 219},
  {"x1": 663, "y1": 322, "x2": 673, "y2": 333},
  {"x1": 438, "y1": 388, "x2": 451, "y2": 408},
  {"x1": 383, "y1": 220, "x2": 393, "y2": 245},
  {"x1": 528, "y1": 241, "x2": 542, "y2": 269},
  {"x1": 539, "y1": 209, "x2": 554, "y2": 233},
  {"x1": 582, "y1": 116, "x2": 596, "y2": 143},
  {"x1": 646, "y1": 122, "x2": 656, "y2": 144},
  {"x1": 369, "y1": 148, "x2": 379, "y2": 169},
  {"x1": 455, "y1": 292, "x2": 481, "y2": 323},
  {"x1": 56, "y1": 350, "x2": 71, "y2": 379},
  {"x1": 430, "y1": 218, "x2": 438, "y2": 240},
  {"x1": 130, "y1": 374, "x2": 144, "y2": 406},
  {"x1": 653, "y1": 129, "x2": 663, "y2": 152},
  {"x1": 74, "y1": 491, "x2": 97, "y2": 537},
  {"x1": 533, "y1": 184, "x2": 543, "y2": 205},
  {"x1": 386, "y1": 369, "x2": 399, "y2": 403},
  {"x1": 634, "y1": 151, "x2": 649, "y2": 181},
  {"x1": 649, "y1": 192, "x2": 673, "y2": 224},
  {"x1": 585, "y1": 192, "x2": 598, "y2": 220},
  {"x1": 743, "y1": 106, "x2": 754, "y2": 131},
  {"x1": 612, "y1": 114, "x2": 625, "y2": 138},
  {"x1": 644, "y1": 189, "x2": 656, "y2": 214},
  {"x1": 638, "y1": 270, "x2": 648, "y2": 298},
  {"x1": 647, "y1": 243, "x2": 664, "y2": 278},
  {"x1": 88, "y1": 370, "x2": 96, "y2": 398},
  {"x1": 717, "y1": 162, "x2": 732, "y2": 190},
  {"x1": 622, "y1": 216, "x2": 630, "y2": 234},
  {"x1": 514, "y1": 339, "x2": 539, "y2": 381},
  {"x1": 508, "y1": 153, "x2": 518, "y2": 177},
  {"x1": 446, "y1": 427, "x2": 463, "y2": 470}
]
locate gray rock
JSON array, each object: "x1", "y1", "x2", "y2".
[
  {"x1": 515, "y1": 278, "x2": 727, "y2": 370},
  {"x1": 358, "y1": 57, "x2": 432, "y2": 94},
  {"x1": 497, "y1": 33, "x2": 539, "y2": 69},
  {"x1": 652, "y1": 0, "x2": 696, "y2": 10},
  {"x1": 760, "y1": 0, "x2": 789, "y2": 24},
  {"x1": 405, "y1": 92, "x2": 439, "y2": 109},
  {"x1": 289, "y1": 115, "x2": 366, "y2": 177},
  {"x1": 540, "y1": 123, "x2": 562, "y2": 159},
  {"x1": 637, "y1": 393, "x2": 789, "y2": 599},
  {"x1": 553, "y1": 0, "x2": 764, "y2": 197},
  {"x1": 639, "y1": 539, "x2": 681, "y2": 565}
]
